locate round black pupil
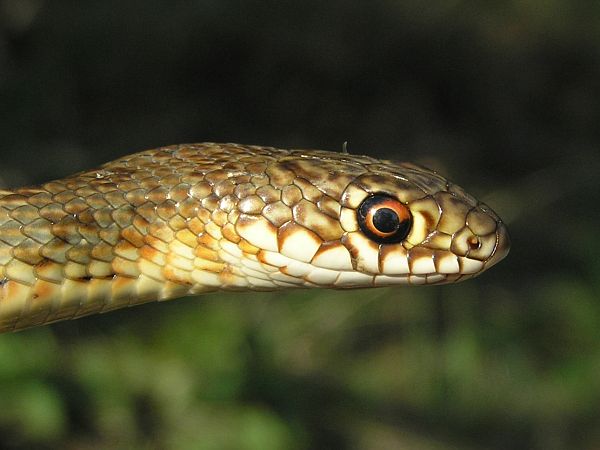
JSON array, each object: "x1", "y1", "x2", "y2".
[{"x1": 373, "y1": 208, "x2": 400, "y2": 233}]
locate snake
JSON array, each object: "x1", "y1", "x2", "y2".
[{"x1": 0, "y1": 143, "x2": 510, "y2": 333}]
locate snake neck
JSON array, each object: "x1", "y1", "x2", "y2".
[{"x1": 0, "y1": 179, "x2": 227, "y2": 332}]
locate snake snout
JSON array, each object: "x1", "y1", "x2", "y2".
[
  {"x1": 444, "y1": 202, "x2": 510, "y2": 277},
  {"x1": 486, "y1": 221, "x2": 510, "y2": 269}
]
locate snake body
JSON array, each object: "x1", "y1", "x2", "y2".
[{"x1": 0, "y1": 143, "x2": 509, "y2": 333}]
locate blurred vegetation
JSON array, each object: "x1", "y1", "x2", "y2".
[{"x1": 0, "y1": 0, "x2": 599, "y2": 449}]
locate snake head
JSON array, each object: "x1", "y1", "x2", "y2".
[{"x1": 233, "y1": 148, "x2": 510, "y2": 288}]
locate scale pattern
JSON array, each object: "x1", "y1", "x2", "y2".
[{"x1": 0, "y1": 143, "x2": 509, "y2": 333}]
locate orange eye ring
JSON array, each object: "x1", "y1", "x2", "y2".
[{"x1": 357, "y1": 194, "x2": 412, "y2": 244}]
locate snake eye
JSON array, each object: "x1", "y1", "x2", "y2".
[{"x1": 357, "y1": 195, "x2": 412, "y2": 244}]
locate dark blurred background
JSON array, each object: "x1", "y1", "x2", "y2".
[{"x1": 0, "y1": 1, "x2": 599, "y2": 449}]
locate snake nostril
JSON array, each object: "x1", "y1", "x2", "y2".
[{"x1": 467, "y1": 235, "x2": 481, "y2": 250}]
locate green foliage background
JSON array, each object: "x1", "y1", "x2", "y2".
[{"x1": 0, "y1": 1, "x2": 599, "y2": 449}]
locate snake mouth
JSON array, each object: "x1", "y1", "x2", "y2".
[{"x1": 485, "y1": 221, "x2": 510, "y2": 269}]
